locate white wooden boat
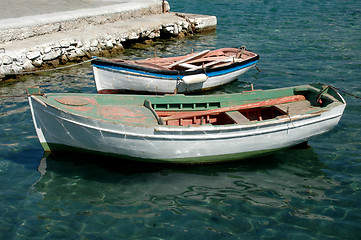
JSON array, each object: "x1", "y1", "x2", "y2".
[
  {"x1": 27, "y1": 84, "x2": 346, "y2": 164},
  {"x1": 91, "y1": 47, "x2": 259, "y2": 94}
]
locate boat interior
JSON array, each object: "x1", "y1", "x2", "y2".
[
  {"x1": 28, "y1": 84, "x2": 339, "y2": 128},
  {"x1": 156, "y1": 106, "x2": 287, "y2": 126},
  {"x1": 144, "y1": 94, "x2": 323, "y2": 127}
]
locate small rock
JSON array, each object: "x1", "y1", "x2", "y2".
[
  {"x1": 76, "y1": 48, "x2": 86, "y2": 57},
  {"x1": 149, "y1": 31, "x2": 160, "y2": 39},
  {"x1": 1, "y1": 55, "x2": 12, "y2": 65},
  {"x1": 113, "y1": 44, "x2": 124, "y2": 51},
  {"x1": 60, "y1": 40, "x2": 70, "y2": 48},
  {"x1": 128, "y1": 32, "x2": 139, "y2": 40},
  {"x1": 43, "y1": 46, "x2": 52, "y2": 54},
  {"x1": 12, "y1": 62, "x2": 23, "y2": 73},
  {"x1": 0, "y1": 64, "x2": 12, "y2": 75},
  {"x1": 61, "y1": 55, "x2": 68, "y2": 64},
  {"x1": 23, "y1": 60, "x2": 35, "y2": 72},
  {"x1": 70, "y1": 39, "x2": 78, "y2": 46},
  {"x1": 85, "y1": 52, "x2": 92, "y2": 59},
  {"x1": 76, "y1": 41, "x2": 83, "y2": 48},
  {"x1": 173, "y1": 25, "x2": 179, "y2": 35},
  {"x1": 43, "y1": 49, "x2": 61, "y2": 61},
  {"x1": 99, "y1": 42, "x2": 107, "y2": 50},
  {"x1": 32, "y1": 58, "x2": 43, "y2": 67},
  {"x1": 106, "y1": 40, "x2": 113, "y2": 49},
  {"x1": 26, "y1": 50, "x2": 41, "y2": 60},
  {"x1": 90, "y1": 39, "x2": 98, "y2": 47},
  {"x1": 89, "y1": 47, "x2": 99, "y2": 53},
  {"x1": 119, "y1": 34, "x2": 127, "y2": 42},
  {"x1": 48, "y1": 59, "x2": 60, "y2": 68},
  {"x1": 165, "y1": 26, "x2": 174, "y2": 32},
  {"x1": 65, "y1": 45, "x2": 76, "y2": 52},
  {"x1": 140, "y1": 30, "x2": 151, "y2": 38},
  {"x1": 143, "y1": 39, "x2": 153, "y2": 45},
  {"x1": 83, "y1": 40, "x2": 91, "y2": 49},
  {"x1": 67, "y1": 52, "x2": 81, "y2": 61}
]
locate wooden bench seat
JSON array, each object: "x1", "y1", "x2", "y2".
[
  {"x1": 225, "y1": 111, "x2": 250, "y2": 124},
  {"x1": 275, "y1": 100, "x2": 315, "y2": 116}
]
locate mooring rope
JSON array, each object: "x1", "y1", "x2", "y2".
[
  {"x1": 0, "y1": 95, "x2": 28, "y2": 98},
  {"x1": 18, "y1": 58, "x2": 94, "y2": 75},
  {"x1": 0, "y1": 58, "x2": 95, "y2": 98},
  {"x1": 329, "y1": 85, "x2": 361, "y2": 99}
]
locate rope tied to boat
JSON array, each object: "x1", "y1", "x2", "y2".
[
  {"x1": 316, "y1": 84, "x2": 361, "y2": 106},
  {"x1": 329, "y1": 85, "x2": 361, "y2": 99},
  {"x1": 316, "y1": 85, "x2": 330, "y2": 105},
  {"x1": 18, "y1": 58, "x2": 94, "y2": 75}
]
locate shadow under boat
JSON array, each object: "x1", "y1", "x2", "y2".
[{"x1": 36, "y1": 141, "x2": 315, "y2": 179}]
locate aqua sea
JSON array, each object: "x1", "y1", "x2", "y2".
[{"x1": 1, "y1": 0, "x2": 360, "y2": 239}]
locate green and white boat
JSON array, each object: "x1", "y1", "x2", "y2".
[{"x1": 27, "y1": 83, "x2": 346, "y2": 164}]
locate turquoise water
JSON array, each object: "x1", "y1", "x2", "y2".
[{"x1": 1, "y1": 0, "x2": 361, "y2": 239}]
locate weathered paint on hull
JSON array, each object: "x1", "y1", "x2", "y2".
[{"x1": 41, "y1": 143, "x2": 287, "y2": 164}]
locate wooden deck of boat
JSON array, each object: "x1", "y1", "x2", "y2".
[
  {"x1": 275, "y1": 100, "x2": 319, "y2": 116},
  {"x1": 116, "y1": 48, "x2": 258, "y2": 71}
]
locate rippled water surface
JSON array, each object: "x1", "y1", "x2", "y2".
[{"x1": 1, "y1": 0, "x2": 360, "y2": 239}]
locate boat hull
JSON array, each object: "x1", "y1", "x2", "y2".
[
  {"x1": 93, "y1": 63, "x2": 256, "y2": 94},
  {"x1": 28, "y1": 91, "x2": 345, "y2": 164},
  {"x1": 92, "y1": 59, "x2": 258, "y2": 94}
]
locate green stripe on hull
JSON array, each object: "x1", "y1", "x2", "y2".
[
  {"x1": 41, "y1": 142, "x2": 51, "y2": 152},
  {"x1": 42, "y1": 143, "x2": 287, "y2": 164}
]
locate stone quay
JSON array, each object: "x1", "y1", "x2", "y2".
[{"x1": 0, "y1": 0, "x2": 217, "y2": 81}]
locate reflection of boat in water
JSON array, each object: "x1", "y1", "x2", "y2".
[
  {"x1": 34, "y1": 147, "x2": 335, "y2": 210},
  {"x1": 35, "y1": 144, "x2": 324, "y2": 175},
  {"x1": 32, "y1": 149, "x2": 341, "y2": 224},
  {"x1": 28, "y1": 84, "x2": 346, "y2": 164}
]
